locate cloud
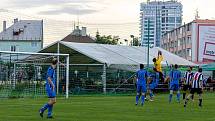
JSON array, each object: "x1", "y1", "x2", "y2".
[
  {"x1": 0, "y1": 9, "x2": 9, "y2": 12},
  {"x1": 39, "y1": 6, "x2": 98, "y2": 15},
  {"x1": 5, "y1": 0, "x2": 104, "y2": 15},
  {"x1": 7, "y1": 0, "x2": 97, "y2": 8}
]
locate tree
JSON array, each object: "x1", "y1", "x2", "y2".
[
  {"x1": 95, "y1": 31, "x2": 119, "y2": 45},
  {"x1": 130, "y1": 35, "x2": 140, "y2": 46},
  {"x1": 132, "y1": 37, "x2": 140, "y2": 46},
  {"x1": 124, "y1": 39, "x2": 128, "y2": 46}
]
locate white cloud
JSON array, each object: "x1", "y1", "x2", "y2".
[
  {"x1": 3, "y1": 0, "x2": 97, "y2": 8},
  {"x1": 38, "y1": 4, "x2": 99, "y2": 15}
]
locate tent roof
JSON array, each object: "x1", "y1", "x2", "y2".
[{"x1": 40, "y1": 41, "x2": 197, "y2": 67}]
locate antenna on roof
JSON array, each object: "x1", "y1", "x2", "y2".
[
  {"x1": 73, "y1": 21, "x2": 76, "y2": 31},
  {"x1": 195, "y1": 8, "x2": 200, "y2": 20},
  {"x1": 77, "y1": 15, "x2": 80, "y2": 27},
  {"x1": 77, "y1": 8, "x2": 80, "y2": 27}
]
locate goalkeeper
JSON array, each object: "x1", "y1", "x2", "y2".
[{"x1": 152, "y1": 51, "x2": 164, "y2": 82}]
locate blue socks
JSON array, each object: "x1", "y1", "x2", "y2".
[
  {"x1": 40, "y1": 103, "x2": 53, "y2": 117},
  {"x1": 40, "y1": 103, "x2": 49, "y2": 112},
  {"x1": 136, "y1": 95, "x2": 145, "y2": 105},
  {"x1": 136, "y1": 95, "x2": 139, "y2": 104},
  {"x1": 177, "y1": 92, "x2": 180, "y2": 102},
  {"x1": 169, "y1": 91, "x2": 180, "y2": 103},
  {"x1": 48, "y1": 104, "x2": 53, "y2": 117},
  {"x1": 150, "y1": 92, "x2": 153, "y2": 98},
  {"x1": 169, "y1": 94, "x2": 173, "y2": 103},
  {"x1": 141, "y1": 95, "x2": 145, "y2": 105}
]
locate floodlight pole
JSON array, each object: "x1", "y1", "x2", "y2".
[
  {"x1": 147, "y1": 19, "x2": 150, "y2": 69},
  {"x1": 66, "y1": 55, "x2": 69, "y2": 99},
  {"x1": 57, "y1": 42, "x2": 60, "y2": 95},
  {"x1": 102, "y1": 64, "x2": 106, "y2": 94}
]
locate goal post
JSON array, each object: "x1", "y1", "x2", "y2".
[{"x1": 0, "y1": 51, "x2": 69, "y2": 99}]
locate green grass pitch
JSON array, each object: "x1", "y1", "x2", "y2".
[{"x1": 0, "y1": 93, "x2": 214, "y2": 121}]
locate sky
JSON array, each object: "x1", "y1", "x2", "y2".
[{"x1": 0, "y1": 0, "x2": 215, "y2": 46}]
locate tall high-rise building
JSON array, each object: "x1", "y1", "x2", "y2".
[{"x1": 140, "y1": 0, "x2": 182, "y2": 47}]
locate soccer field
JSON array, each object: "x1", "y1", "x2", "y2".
[{"x1": 0, "y1": 93, "x2": 214, "y2": 121}]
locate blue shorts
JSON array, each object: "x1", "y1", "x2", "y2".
[
  {"x1": 149, "y1": 83, "x2": 158, "y2": 90},
  {"x1": 46, "y1": 88, "x2": 56, "y2": 98},
  {"x1": 137, "y1": 85, "x2": 147, "y2": 93},
  {"x1": 169, "y1": 83, "x2": 180, "y2": 91}
]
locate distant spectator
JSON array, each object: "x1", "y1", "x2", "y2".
[
  {"x1": 207, "y1": 76, "x2": 212, "y2": 83},
  {"x1": 205, "y1": 76, "x2": 215, "y2": 91}
]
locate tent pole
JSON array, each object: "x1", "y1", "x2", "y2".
[
  {"x1": 102, "y1": 64, "x2": 106, "y2": 94},
  {"x1": 57, "y1": 42, "x2": 60, "y2": 95},
  {"x1": 66, "y1": 55, "x2": 69, "y2": 99}
]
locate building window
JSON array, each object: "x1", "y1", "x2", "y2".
[
  {"x1": 168, "y1": 17, "x2": 175, "y2": 23},
  {"x1": 31, "y1": 42, "x2": 37, "y2": 47},
  {"x1": 187, "y1": 36, "x2": 191, "y2": 44},
  {"x1": 166, "y1": 17, "x2": 168, "y2": 22},
  {"x1": 162, "y1": 18, "x2": 165, "y2": 23},
  {"x1": 187, "y1": 24, "x2": 191, "y2": 31},
  {"x1": 180, "y1": 39, "x2": 183, "y2": 46},
  {"x1": 176, "y1": 17, "x2": 181, "y2": 23},
  {"x1": 186, "y1": 37, "x2": 189, "y2": 44},
  {"x1": 175, "y1": 41, "x2": 178, "y2": 47},
  {"x1": 187, "y1": 49, "x2": 192, "y2": 56},
  {"x1": 180, "y1": 28, "x2": 183, "y2": 34},
  {"x1": 11, "y1": 46, "x2": 16, "y2": 52},
  {"x1": 178, "y1": 40, "x2": 180, "y2": 46},
  {"x1": 144, "y1": 35, "x2": 154, "y2": 38}
]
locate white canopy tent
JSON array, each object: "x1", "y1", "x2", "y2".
[
  {"x1": 38, "y1": 41, "x2": 197, "y2": 93},
  {"x1": 41, "y1": 41, "x2": 196, "y2": 66}
]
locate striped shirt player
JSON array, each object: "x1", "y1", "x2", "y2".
[
  {"x1": 184, "y1": 68, "x2": 204, "y2": 108},
  {"x1": 184, "y1": 72, "x2": 193, "y2": 85},
  {"x1": 183, "y1": 66, "x2": 194, "y2": 100},
  {"x1": 191, "y1": 72, "x2": 204, "y2": 90}
]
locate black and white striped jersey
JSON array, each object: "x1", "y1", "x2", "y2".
[
  {"x1": 191, "y1": 72, "x2": 204, "y2": 89},
  {"x1": 184, "y1": 71, "x2": 193, "y2": 85}
]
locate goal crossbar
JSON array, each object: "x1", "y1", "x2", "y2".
[{"x1": 0, "y1": 51, "x2": 69, "y2": 56}]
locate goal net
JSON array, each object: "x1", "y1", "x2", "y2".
[{"x1": 0, "y1": 51, "x2": 69, "y2": 98}]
